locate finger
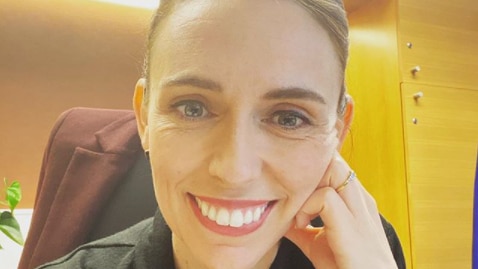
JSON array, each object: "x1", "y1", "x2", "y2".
[
  {"x1": 288, "y1": 186, "x2": 362, "y2": 267},
  {"x1": 294, "y1": 187, "x2": 354, "y2": 235},
  {"x1": 342, "y1": 170, "x2": 392, "y2": 252},
  {"x1": 317, "y1": 158, "x2": 334, "y2": 189},
  {"x1": 322, "y1": 151, "x2": 387, "y2": 246},
  {"x1": 356, "y1": 182, "x2": 389, "y2": 244},
  {"x1": 326, "y1": 153, "x2": 369, "y2": 218},
  {"x1": 326, "y1": 153, "x2": 351, "y2": 190},
  {"x1": 343, "y1": 173, "x2": 383, "y2": 229},
  {"x1": 285, "y1": 225, "x2": 324, "y2": 248},
  {"x1": 333, "y1": 156, "x2": 385, "y2": 235},
  {"x1": 357, "y1": 182, "x2": 381, "y2": 224}
]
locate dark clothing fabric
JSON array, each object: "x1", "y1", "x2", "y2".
[{"x1": 37, "y1": 211, "x2": 406, "y2": 269}]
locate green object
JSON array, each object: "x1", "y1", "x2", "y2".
[{"x1": 0, "y1": 178, "x2": 24, "y2": 249}]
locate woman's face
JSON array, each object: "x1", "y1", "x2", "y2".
[{"x1": 135, "y1": 0, "x2": 346, "y2": 268}]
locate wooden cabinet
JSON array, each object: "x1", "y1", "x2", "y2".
[
  {"x1": 402, "y1": 84, "x2": 478, "y2": 268},
  {"x1": 343, "y1": 1, "x2": 478, "y2": 268},
  {"x1": 399, "y1": 0, "x2": 478, "y2": 89}
]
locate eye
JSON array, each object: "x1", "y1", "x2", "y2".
[
  {"x1": 172, "y1": 100, "x2": 209, "y2": 119},
  {"x1": 270, "y1": 110, "x2": 310, "y2": 129}
]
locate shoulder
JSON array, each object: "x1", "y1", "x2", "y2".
[
  {"x1": 36, "y1": 217, "x2": 153, "y2": 269},
  {"x1": 380, "y1": 216, "x2": 407, "y2": 269}
]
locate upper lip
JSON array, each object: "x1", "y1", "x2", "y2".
[{"x1": 188, "y1": 193, "x2": 275, "y2": 209}]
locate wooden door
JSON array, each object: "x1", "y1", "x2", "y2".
[
  {"x1": 402, "y1": 83, "x2": 478, "y2": 269},
  {"x1": 399, "y1": 0, "x2": 478, "y2": 90}
]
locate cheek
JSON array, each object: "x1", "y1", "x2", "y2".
[
  {"x1": 148, "y1": 115, "x2": 210, "y2": 174},
  {"x1": 273, "y1": 134, "x2": 338, "y2": 204},
  {"x1": 148, "y1": 120, "x2": 213, "y2": 231},
  {"x1": 147, "y1": 118, "x2": 203, "y2": 196}
]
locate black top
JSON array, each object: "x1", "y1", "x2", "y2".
[{"x1": 37, "y1": 211, "x2": 406, "y2": 269}]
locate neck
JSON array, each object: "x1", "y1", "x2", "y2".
[{"x1": 172, "y1": 233, "x2": 278, "y2": 269}]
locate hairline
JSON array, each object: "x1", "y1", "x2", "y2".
[{"x1": 142, "y1": 0, "x2": 349, "y2": 115}]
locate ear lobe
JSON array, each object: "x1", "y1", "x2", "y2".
[
  {"x1": 133, "y1": 78, "x2": 150, "y2": 150},
  {"x1": 337, "y1": 95, "x2": 354, "y2": 149}
]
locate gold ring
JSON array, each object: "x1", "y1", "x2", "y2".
[{"x1": 335, "y1": 170, "x2": 355, "y2": 193}]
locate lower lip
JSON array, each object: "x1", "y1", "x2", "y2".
[{"x1": 188, "y1": 195, "x2": 275, "y2": 237}]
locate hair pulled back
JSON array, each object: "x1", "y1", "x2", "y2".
[{"x1": 142, "y1": 0, "x2": 349, "y2": 114}]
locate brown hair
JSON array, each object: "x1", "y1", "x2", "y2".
[{"x1": 142, "y1": 0, "x2": 349, "y2": 115}]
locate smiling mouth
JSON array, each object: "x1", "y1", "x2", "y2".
[{"x1": 188, "y1": 194, "x2": 276, "y2": 236}]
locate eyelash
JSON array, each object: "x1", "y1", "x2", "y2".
[
  {"x1": 171, "y1": 100, "x2": 210, "y2": 121},
  {"x1": 170, "y1": 99, "x2": 312, "y2": 130},
  {"x1": 266, "y1": 110, "x2": 312, "y2": 130}
]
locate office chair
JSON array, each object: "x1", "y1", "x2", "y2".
[{"x1": 18, "y1": 107, "x2": 157, "y2": 269}]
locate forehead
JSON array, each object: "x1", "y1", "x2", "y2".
[{"x1": 150, "y1": 0, "x2": 341, "y2": 101}]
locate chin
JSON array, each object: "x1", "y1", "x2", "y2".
[
  {"x1": 168, "y1": 193, "x2": 285, "y2": 269},
  {"x1": 200, "y1": 246, "x2": 266, "y2": 269}
]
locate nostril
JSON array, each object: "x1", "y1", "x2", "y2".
[{"x1": 208, "y1": 152, "x2": 261, "y2": 185}]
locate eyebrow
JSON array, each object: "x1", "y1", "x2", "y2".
[
  {"x1": 159, "y1": 75, "x2": 326, "y2": 104},
  {"x1": 160, "y1": 75, "x2": 222, "y2": 92},
  {"x1": 263, "y1": 87, "x2": 326, "y2": 104}
]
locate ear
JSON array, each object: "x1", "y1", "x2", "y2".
[
  {"x1": 336, "y1": 95, "x2": 354, "y2": 150},
  {"x1": 133, "y1": 78, "x2": 150, "y2": 151}
]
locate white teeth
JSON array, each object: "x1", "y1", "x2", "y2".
[
  {"x1": 229, "y1": 210, "x2": 244, "y2": 227},
  {"x1": 216, "y1": 208, "x2": 230, "y2": 226},
  {"x1": 201, "y1": 201, "x2": 209, "y2": 216},
  {"x1": 195, "y1": 197, "x2": 269, "y2": 228},
  {"x1": 207, "y1": 205, "x2": 217, "y2": 221},
  {"x1": 244, "y1": 210, "x2": 253, "y2": 224},
  {"x1": 253, "y1": 207, "x2": 261, "y2": 222}
]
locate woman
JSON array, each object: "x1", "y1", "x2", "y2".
[{"x1": 39, "y1": 0, "x2": 405, "y2": 268}]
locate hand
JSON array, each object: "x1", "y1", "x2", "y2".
[{"x1": 285, "y1": 152, "x2": 398, "y2": 269}]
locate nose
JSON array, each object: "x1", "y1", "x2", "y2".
[{"x1": 208, "y1": 117, "x2": 262, "y2": 186}]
